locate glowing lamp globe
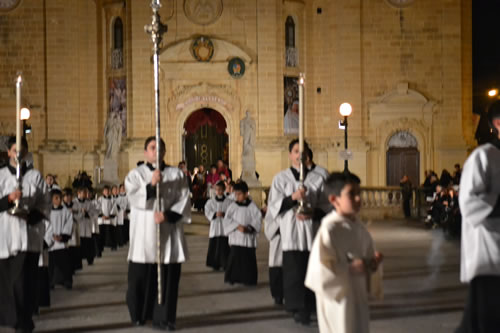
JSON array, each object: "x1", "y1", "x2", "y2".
[
  {"x1": 20, "y1": 107, "x2": 31, "y2": 120},
  {"x1": 339, "y1": 103, "x2": 352, "y2": 117}
]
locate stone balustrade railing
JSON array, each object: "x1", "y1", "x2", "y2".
[
  {"x1": 360, "y1": 186, "x2": 402, "y2": 208},
  {"x1": 257, "y1": 185, "x2": 421, "y2": 220}
]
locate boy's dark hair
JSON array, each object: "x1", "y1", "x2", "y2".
[
  {"x1": 7, "y1": 136, "x2": 28, "y2": 151},
  {"x1": 233, "y1": 181, "x2": 249, "y2": 194},
  {"x1": 63, "y1": 188, "x2": 73, "y2": 196},
  {"x1": 144, "y1": 136, "x2": 166, "y2": 151},
  {"x1": 77, "y1": 187, "x2": 86, "y2": 193},
  {"x1": 229, "y1": 180, "x2": 236, "y2": 187},
  {"x1": 324, "y1": 172, "x2": 361, "y2": 196},
  {"x1": 305, "y1": 147, "x2": 313, "y2": 161},
  {"x1": 210, "y1": 164, "x2": 217, "y2": 169},
  {"x1": 288, "y1": 138, "x2": 310, "y2": 153},
  {"x1": 215, "y1": 180, "x2": 226, "y2": 191},
  {"x1": 51, "y1": 189, "x2": 63, "y2": 198},
  {"x1": 103, "y1": 185, "x2": 110, "y2": 191}
]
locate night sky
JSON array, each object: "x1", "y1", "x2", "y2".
[
  {"x1": 473, "y1": 1, "x2": 500, "y2": 111},
  {"x1": 472, "y1": 1, "x2": 500, "y2": 143}
]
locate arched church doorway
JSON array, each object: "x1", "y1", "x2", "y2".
[
  {"x1": 386, "y1": 131, "x2": 419, "y2": 186},
  {"x1": 183, "y1": 108, "x2": 228, "y2": 172}
]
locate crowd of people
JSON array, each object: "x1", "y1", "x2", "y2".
[
  {"x1": 1, "y1": 135, "x2": 385, "y2": 333},
  {"x1": 398, "y1": 164, "x2": 463, "y2": 238},
  {"x1": 180, "y1": 159, "x2": 236, "y2": 212},
  {"x1": 421, "y1": 165, "x2": 462, "y2": 237},
  {"x1": 0, "y1": 136, "x2": 132, "y2": 333}
]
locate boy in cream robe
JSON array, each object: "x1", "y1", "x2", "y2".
[{"x1": 305, "y1": 172, "x2": 383, "y2": 333}]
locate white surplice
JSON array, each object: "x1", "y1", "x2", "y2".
[
  {"x1": 98, "y1": 196, "x2": 116, "y2": 226},
  {"x1": 115, "y1": 194, "x2": 128, "y2": 226},
  {"x1": 0, "y1": 165, "x2": 50, "y2": 259},
  {"x1": 125, "y1": 164, "x2": 191, "y2": 264},
  {"x1": 48, "y1": 207, "x2": 74, "y2": 251},
  {"x1": 204, "y1": 195, "x2": 232, "y2": 238},
  {"x1": 39, "y1": 219, "x2": 54, "y2": 267},
  {"x1": 264, "y1": 213, "x2": 282, "y2": 268},
  {"x1": 265, "y1": 167, "x2": 324, "y2": 252},
  {"x1": 223, "y1": 200, "x2": 262, "y2": 248},
  {"x1": 305, "y1": 211, "x2": 378, "y2": 333},
  {"x1": 72, "y1": 198, "x2": 93, "y2": 238},
  {"x1": 459, "y1": 142, "x2": 500, "y2": 283}
]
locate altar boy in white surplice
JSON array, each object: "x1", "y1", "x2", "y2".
[
  {"x1": 305, "y1": 172, "x2": 383, "y2": 333},
  {"x1": 125, "y1": 136, "x2": 191, "y2": 331}
]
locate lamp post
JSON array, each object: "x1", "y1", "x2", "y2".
[
  {"x1": 20, "y1": 107, "x2": 31, "y2": 138},
  {"x1": 339, "y1": 102, "x2": 352, "y2": 173}
]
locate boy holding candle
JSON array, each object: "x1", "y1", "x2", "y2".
[
  {"x1": 265, "y1": 139, "x2": 325, "y2": 325},
  {"x1": 0, "y1": 136, "x2": 50, "y2": 333}
]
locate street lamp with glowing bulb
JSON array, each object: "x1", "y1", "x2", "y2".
[
  {"x1": 339, "y1": 102, "x2": 352, "y2": 173},
  {"x1": 488, "y1": 89, "x2": 498, "y2": 98},
  {"x1": 20, "y1": 107, "x2": 31, "y2": 137}
]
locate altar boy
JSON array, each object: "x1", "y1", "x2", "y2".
[
  {"x1": 305, "y1": 172, "x2": 383, "y2": 333},
  {"x1": 223, "y1": 181, "x2": 262, "y2": 286},
  {"x1": 205, "y1": 180, "x2": 232, "y2": 270},
  {"x1": 48, "y1": 189, "x2": 74, "y2": 289},
  {"x1": 125, "y1": 136, "x2": 191, "y2": 330}
]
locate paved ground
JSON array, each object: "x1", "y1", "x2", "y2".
[{"x1": 2, "y1": 214, "x2": 465, "y2": 333}]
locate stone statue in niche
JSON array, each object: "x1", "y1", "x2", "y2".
[
  {"x1": 104, "y1": 112, "x2": 122, "y2": 159},
  {"x1": 240, "y1": 110, "x2": 260, "y2": 187},
  {"x1": 240, "y1": 110, "x2": 256, "y2": 156},
  {"x1": 102, "y1": 112, "x2": 121, "y2": 184}
]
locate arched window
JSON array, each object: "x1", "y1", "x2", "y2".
[
  {"x1": 112, "y1": 17, "x2": 124, "y2": 69},
  {"x1": 113, "y1": 18, "x2": 123, "y2": 50},
  {"x1": 285, "y1": 16, "x2": 295, "y2": 48}
]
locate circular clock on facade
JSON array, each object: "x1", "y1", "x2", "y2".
[
  {"x1": 385, "y1": 0, "x2": 415, "y2": 8},
  {"x1": 0, "y1": 0, "x2": 21, "y2": 12}
]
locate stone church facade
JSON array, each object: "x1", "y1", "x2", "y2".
[{"x1": 0, "y1": 0, "x2": 473, "y2": 187}]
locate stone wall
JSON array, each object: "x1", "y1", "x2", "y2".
[{"x1": 0, "y1": 0, "x2": 473, "y2": 188}]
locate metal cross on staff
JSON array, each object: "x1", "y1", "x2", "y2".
[{"x1": 144, "y1": 0, "x2": 168, "y2": 305}]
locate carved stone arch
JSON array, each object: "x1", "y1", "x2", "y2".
[
  {"x1": 168, "y1": 82, "x2": 242, "y2": 176},
  {"x1": 377, "y1": 118, "x2": 431, "y2": 186}
]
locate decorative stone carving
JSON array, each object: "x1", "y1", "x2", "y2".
[
  {"x1": 387, "y1": 131, "x2": 418, "y2": 148},
  {"x1": 184, "y1": 0, "x2": 223, "y2": 26},
  {"x1": 160, "y1": 37, "x2": 254, "y2": 64},
  {"x1": 240, "y1": 111, "x2": 260, "y2": 186},
  {"x1": 191, "y1": 36, "x2": 214, "y2": 62}
]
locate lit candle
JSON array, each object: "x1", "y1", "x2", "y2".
[
  {"x1": 298, "y1": 73, "x2": 305, "y2": 153},
  {"x1": 15, "y1": 74, "x2": 22, "y2": 159}
]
